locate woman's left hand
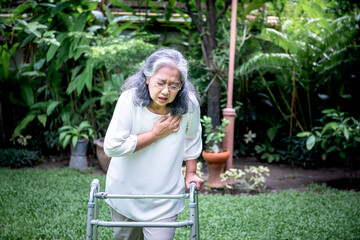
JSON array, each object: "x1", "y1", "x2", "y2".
[{"x1": 185, "y1": 172, "x2": 204, "y2": 191}]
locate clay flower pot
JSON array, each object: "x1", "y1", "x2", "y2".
[
  {"x1": 93, "y1": 138, "x2": 111, "y2": 172},
  {"x1": 202, "y1": 149, "x2": 230, "y2": 188}
]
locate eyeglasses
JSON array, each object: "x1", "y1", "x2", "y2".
[{"x1": 154, "y1": 81, "x2": 182, "y2": 93}]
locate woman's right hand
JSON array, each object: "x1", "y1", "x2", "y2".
[{"x1": 152, "y1": 115, "x2": 182, "y2": 139}]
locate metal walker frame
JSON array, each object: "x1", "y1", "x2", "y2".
[{"x1": 86, "y1": 179, "x2": 200, "y2": 240}]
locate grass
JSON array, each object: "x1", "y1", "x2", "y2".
[{"x1": 0, "y1": 168, "x2": 359, "y2": 240}]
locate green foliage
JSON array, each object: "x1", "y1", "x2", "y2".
[
  {"x1": 254, "y1": 143, "x2": 283, "y2": 163},
  {"x1": 200, "y1": 115, "x2": 230, "y2": 153},
  {"x1": 232, "y1": 0, "x2": 360, "y2": 163},
  {"x1": 5, "y1": 0, "x2": 155, "y2": 141},
  {"x1": 58, "y1": 121, "x2": 95, "y2": 149},
  {"x1": 0, "y1": 43, "x2": 19, "y2": 81},
  {"x1": 281, "y1": 135, "x2": 320, "y2": 167},
  {"x1": 12, "y1": 99, "x2": 61, "y2": 138},
  {"x1": 297, "y1": 109, "x2": 360, "y2": 162},
  {"x1": 1, "y1": 168, "x2": 360, "y2": 239},
  {"x1": 220, "y1": 166, "x2": 270, "y2": 193},
  {"x1": 0, "y1": 148, "x2": 40, "y2": 168}
]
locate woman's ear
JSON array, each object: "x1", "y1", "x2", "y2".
[{"x1": 146, "y1": 78, "x2": 149, "y2": 85}]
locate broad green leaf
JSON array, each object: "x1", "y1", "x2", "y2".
[
  {"x1": 72, "y1": 12, "x2": 90, "y2": 32},
  {"x1": 37, "y1": 114, "x2": 47, "y2": 127},
  {"x1": 85, "y1": 62, "x2": 93, "y2": 91},
  {"x1": 306, "y1": 135, "x2": 316, "y2": 150},
  {"x1": 110, "y1": 0, "x2": 135, "y2": 13},
  {"x1": 343, "y1": 128, "x2": 350, "y2": 140},
  {"x1": 92, "y1": 10, "x2": 105, "y2": 23},
  {"x1": 39, "y1": 3, "x2": 56, "y2": 8},
  {"x1": 21, "y1": 71, "x2": 46, "y2": 77},
  {"x1": 0, "y1": 43, "x2": 18, "y2": 80},
  {"x1": 72, "y1": 136, "x2": 79, "y2": 148},
  {"x1": 102, "y1": 4, "x2": 114, "y2": 23},
  {"x1": 12, "y1": 114, "x2": 36, "y2": 137},
  {"x1": 31, "y1": 101, "x2": 47, "y2": 109},
  {"x1": 57, "y1": 12, "x2": 73, "y2": 31},
  {"x1": 59, "y1": 131, "x2": 67, "y2": 143},
  {"x1": 46, "y1": 101, "x2": 61, "y2": 115},
  {"x1": 339, "y1": 151, "x2": 346, "y2": 159},
  {"x1": 20, "y1": 85, "x2": 34, "y2": 106},
  {"x1": 62, "y1": 135, "x2": 71, "y2": 149},
  {"x1": 46, "y1": 32, "x2": 67, "y2": 62},
  {"x1": 80, "y1": 97, "x2": 97, "y2": 112},
  {"x1": 34, "y1": 58, "x2": 45, "y2": 70},
  {"x1": 110, "y1": 21, "x2": 133, "y2": 36},
  {"x1": 51, "y1": 1, "x2": 71, "y2": 15},
  {"x1": 296, "y1": 131, "x2": 312, "y2": 137},
  {"x1": 321, "y1": 122, "x2": 338, "y2": 134},
  {"x1": 79, "y1": 121, "x2": 91, "y2": 130},
  {"x1": 326, "y1": 146, "x2": 338, "y2": 153}
]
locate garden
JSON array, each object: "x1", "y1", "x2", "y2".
[{"x1": 1, "y1": 0, "x2": 360, "y2": 239}]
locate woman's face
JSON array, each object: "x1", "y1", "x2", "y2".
[{"x1": 146, "y1": 65, "x2": 182, "y2": 112}]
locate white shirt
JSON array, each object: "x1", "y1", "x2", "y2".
[{"x1": 104, "y1": 89, "x2": 202, "y2": 221}]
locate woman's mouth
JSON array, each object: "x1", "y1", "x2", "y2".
[{"x1": 158, "y1": 96, "x2": 168, "y2": 103}]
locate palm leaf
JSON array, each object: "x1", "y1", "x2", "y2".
[
  {"x1": 257, "y1": 28, "x2": 302, "y2": 54},
  {"x1": 239, "y1": 53, "x2": 297, "y2": 75}
]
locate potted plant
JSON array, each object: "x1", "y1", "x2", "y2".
[
  {"x1": 93, "y1": 137, "x2": 111, "y2": 172},
  {"x1": 58, "y1": 121, "x2": 95, "y2": 170},
  {"x1": 200, "y1": 115, "x2": 230, "y2": 187}
]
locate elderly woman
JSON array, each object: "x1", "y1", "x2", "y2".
[{"x1": 104, "y1": 48, "x2": 203, "y2": 240}]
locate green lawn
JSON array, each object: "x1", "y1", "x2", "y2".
[{"x1": 0, "y1": 168, "x2": 359, "y2": 240}]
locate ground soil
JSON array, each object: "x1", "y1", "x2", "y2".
[{"x1": 34, "y1": 154, "x2": 360, "y2": 193}]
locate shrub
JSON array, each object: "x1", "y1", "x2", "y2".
[
  {"x1": 0, "y1": 148, "x2": 40, "y2": 168},
  {"x1": 220, "y1": 166, "x2": 270, "y2": 193}
]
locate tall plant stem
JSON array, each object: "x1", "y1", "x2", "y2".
[
  {"x1": 258, "y1": 72, "x2": 287, "y2": 121},
  {"x1": 306, "y1": 89, "x2": 312, "y2": 129},
  {"x1": 289, "y1": 75, "x2": 296, "y2": 137},
  {"x1": 290, "y1": 74, "x2": 305, "y2": 133}
]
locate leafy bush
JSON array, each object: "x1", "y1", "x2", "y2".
[
  {"x1": 0, "y1": 148, "x2": 40, "y2": 168},
  {"x1": 297, "y1": 109, "x2": 360, "y2": 164},
  {"x1": 220, "y1": 166, "x2": 270, "y2": 193}
]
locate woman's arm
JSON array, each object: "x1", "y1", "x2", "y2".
[
  {"x1": 185, "y1": 159, "x2": 203, "y2": 191},
  {"x1": 134, "y1": 114, "x2": 182, "y2": 152}
]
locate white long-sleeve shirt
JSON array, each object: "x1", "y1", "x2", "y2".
[{"x1": 104, "y1": 89, "x2": 202, "y2": 221}]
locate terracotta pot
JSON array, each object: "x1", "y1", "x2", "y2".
[
  {"x1": 93, "y1": 138, "x2": 111, "y2": 172},
  {"x1": 202, "y1": 149, "x2": 230, "y2": 188}
]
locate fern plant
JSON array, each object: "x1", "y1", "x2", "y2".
[{"x1": 238, "y1": 0, "x2": 359, "y2": 134}]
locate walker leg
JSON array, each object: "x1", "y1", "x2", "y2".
[
  {"x1": 86, "y1": 179, "x2": 100, "y2": 240},
  {"x1": 95, "y1": 188, "x2": 99, "y2": 240},
  {"x1": 196, "y1": 193, "x2": 200, "y2": 240},
  {"x1": 189, "y1": 183, "x2": 197, "y2": 240}
]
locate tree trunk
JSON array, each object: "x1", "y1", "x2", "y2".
[{"x1": 184, "y1": 0, "x2": 231, "y2": 127}]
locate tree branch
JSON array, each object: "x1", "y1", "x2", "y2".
[
  {"x1": 184, "y1": 0, "x2": 202, "y2": 34},
  {"x1": 215, "y1": 0, "x2": 232, "y2": 23}
]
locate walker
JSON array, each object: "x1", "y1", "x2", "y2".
[{"x1": 86, "y1": 179, "x2": 200, "y2": 240}]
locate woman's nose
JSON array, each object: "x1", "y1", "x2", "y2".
[{"x1": 161, "y1": 85, "x2": 170, "y2": 94}]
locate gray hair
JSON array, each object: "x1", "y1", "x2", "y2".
[{"x1": 121, "y1": 48, "x2": 201, "y2": 115}]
